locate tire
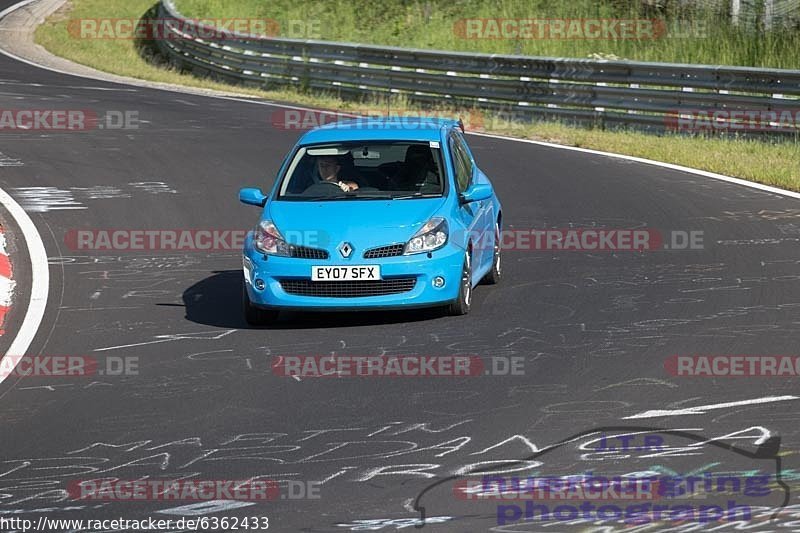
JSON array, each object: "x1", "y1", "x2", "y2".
[
  {"x1": 242, "y1": 280, "x2": 279, "y2": 326},
  {"x1": 448, "y1": 251, "x2": 472, "y2": 316},
  {"x1": 481, "y1": 222, "x2": 502, "y2": 285}
]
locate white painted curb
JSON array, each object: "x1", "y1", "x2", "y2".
[
  {"x1": 0, "y1": 228, "x2": 15, "y2": 331},
  {"x1": 0, "y1": 188, "x2": 49, "y2": 385}
]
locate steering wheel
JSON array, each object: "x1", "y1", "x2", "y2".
[{"x1": 304, "y1": 181, "x2": 346, "y2": 195}]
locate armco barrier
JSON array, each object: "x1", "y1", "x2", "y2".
[{"x1": 155, "y1": 0, "x2": 800, "y2": 136}]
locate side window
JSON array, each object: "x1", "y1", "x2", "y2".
[
  {"x1": 454, "y1": 133, "x2": 474, "y2": 180},
  {"x1": 449, "y1": 134, "x2": 472, "y2": 193}
]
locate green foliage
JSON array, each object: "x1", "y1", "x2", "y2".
[{"x1": 178, "y1": 0, "x2": 800, "y2": 68}]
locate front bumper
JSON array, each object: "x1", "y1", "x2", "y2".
[{"x1": 242, "y1": 237, "x2": 464, "y2": 311}]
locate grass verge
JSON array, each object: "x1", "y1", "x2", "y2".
[
  {"x1": 33, "y1": 0, "x2": 800, "y2": 192},
  {"x1": 175, "y1": 0, "x2": 800, "y2": 69}
]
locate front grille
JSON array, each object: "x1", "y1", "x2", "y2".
[
  {"x1": 289, "y1": 245, "x2": 329, "y2": 259},
  {"x1": 364, "y1": 243, "x2": 405, "y2": 259},
  {"x1": 279, "y1": 278, "x2": 416, "y2": 298}
]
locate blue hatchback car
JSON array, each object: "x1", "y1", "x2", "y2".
[{"x1": 238, "y1": 117, "x2": 502, "y2": 324}]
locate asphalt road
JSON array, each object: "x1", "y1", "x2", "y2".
[{"x1": 0, "y1": 2, "x2": 799, "y2": 530}]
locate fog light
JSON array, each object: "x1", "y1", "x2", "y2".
[
  {"x1": 432, "y1": 276, "x2": 445, "y2": 288},
  {"x1": 254, "y1": 278, "x2": 266, "y2": 290}
]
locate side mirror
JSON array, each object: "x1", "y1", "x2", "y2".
[
  {"x1": 239, "y1": 187, "x2": 267, "y2": 207},
  {"x1": 460, "y1": 183, "x2": 493, "y2": 204}
]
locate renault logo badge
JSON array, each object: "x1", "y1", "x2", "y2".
[{"x1": 338, "y1": 242, "x2": 354, "y2": 258}]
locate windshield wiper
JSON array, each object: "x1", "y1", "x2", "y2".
[
  {"x1": 391, "y1": 193, "x2": 442, "y2": 200},
  {"x1": 352, "y1": 193, "x2": 441, "y2": 200}
]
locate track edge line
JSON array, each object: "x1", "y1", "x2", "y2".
[{"x1": 467, "y1": 131, "x2": 800, "y2": 200}]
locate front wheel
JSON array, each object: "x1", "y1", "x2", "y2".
[
  {"x1": 242, "y1": 280, "x2": 279, "y2": 326},
  {"x1": 447, "y1": 251, "x2": 472, "y2": 316}
]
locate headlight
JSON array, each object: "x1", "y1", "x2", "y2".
[
  {"x1": 254, "y1": 220, "x2": 291, "y2": 256},
  {"x1": 404, "y1": 217, "x2": 448, "y2": 255}
]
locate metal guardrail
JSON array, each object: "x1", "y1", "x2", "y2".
[{"x1": 156, "y1": 0, "x2": 800, "y2": 137}]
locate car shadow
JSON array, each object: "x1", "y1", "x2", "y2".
[{"x1": 177, "y1": 270, "x2": 446, "y2": 329}]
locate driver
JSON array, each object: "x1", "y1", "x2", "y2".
[{"x1": 316, "y1": 156, "x2": 360, "y2": 192}]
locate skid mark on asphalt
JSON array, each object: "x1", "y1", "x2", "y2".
[
  {"x1": 0, "y1": 151, "x2": 23, "y2": 167},
  {"x1": 48, "y1": 255, "x2": 203, "y2": 268},
  {"x1": 129, "y1": 181, "x2": 176, "y2": 194},
  {"x1": 69, "y1": 185, "x2": 131, "y2": 199},
  {"x1": 10, "y1": 186, "x2": 85, "y2": 212},
  {"x1": 693, "y1": 208, "x2": 800, "y2": 222},
  {"x1": 593, "y1": 378, "x2": 678, "y2": 391},
  {"x1": 10, "y1": 181, "x2": 177, "y2": 212},
  {"x1": 718, "y1": 237, "x2": 800, "y2": 246},
  {"x1": 93, "y1": 329, "x2": 237, "y2": 352},
  {"x1": 624, "y1": 396, "x2": 800, "y2": 419},
  {"x1": 74, "y1": 319, "x2": 160, "y2": 334}
]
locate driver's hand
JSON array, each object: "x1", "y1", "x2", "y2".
[{"x1": 338, "y1": 181, "x2": 359, "y2": 192}]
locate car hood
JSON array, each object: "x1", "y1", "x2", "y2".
[{"x1": 267, "y1": 198, "x2": 446, "y2": 251}]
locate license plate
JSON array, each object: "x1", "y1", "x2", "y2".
[{"x1": 312, "y1": 265, "x2": 381, "y2": 281}]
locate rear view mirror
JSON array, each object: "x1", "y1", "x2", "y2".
[
  {"x1": 239, "y1": 187, "x2": 267, "y2": 207},
  {"x1": 352, "y1": 146, "x2": 381, "y2": 159},
  {"x1": 460, "y1": 183, "x2": 493, "y2": 204}
]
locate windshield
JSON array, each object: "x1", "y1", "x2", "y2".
[{"x1": 277, "y1": 142, "x2": 445, "y2": 200}]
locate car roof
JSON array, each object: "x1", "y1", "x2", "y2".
[{"x1": 297, "y1": 116, "x2": 460, "y2": 144}]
